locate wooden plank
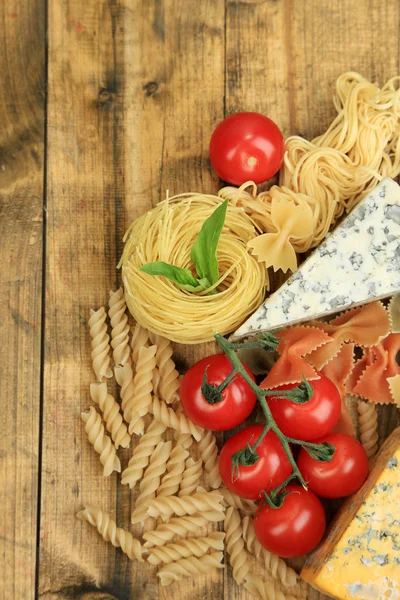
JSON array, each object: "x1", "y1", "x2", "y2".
[
  {"x1": 0, "y1": 1, "x2": 45, "y2": 599},
  {"x1": 225, "y1": 1, "x2": 400, "y2": 599}
]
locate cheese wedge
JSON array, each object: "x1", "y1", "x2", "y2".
[
  {"x1": 233, "y1": 178, "x2": 400, "y2": 339},
  {"x1": 301, "y1": 427, "x2": 400, "y2": 600}
]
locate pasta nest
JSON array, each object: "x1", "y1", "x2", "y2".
[{"x1": 119, "y1": 194, "x2": 268, "y2": 344}]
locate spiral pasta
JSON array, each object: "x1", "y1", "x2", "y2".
[
  {"x1": 198, "y1": 429, "x2": 221, "y2": 489},
  {"x1": 224, "y1": 507, "x2": 249, "y2": 585},
  {"x1": 149, "y1": 395, "x2": 203, "y2": 441},
  {"x1": 88, "y1": 307, "x2": 112, "y2": 381},
  {"x1": 357, "y1": 400, "x2": 379, "y2": 460},
  {"x1": 242, "y1": 516, "x2": 297, "y2": 588},
  {"x1": 178, "y1": 457, "x2": 203, "y2": 497},
  {"x1": 143, "y1": 513, "x2": 224, "y2": 548},
  {"x1": 244, "y1": 574, "x2": 298, "y2": 600},
  {"x1": 157, "y1": 552, "x2": 224, "y2": 586},
  {"x1": 218, "y1": 487, "x2": 257, "y2": 514},
  {"x1": 119, "y1": 195, "x2": 268, "y2": 344},
  {"x1": 77, "y1": 505, "x2": 143, "y2": 562},
  {"x1": 90, "y1": 383, "x2": 130, "y2": 449},
  {"x1": 149, "y1": 332, "x2": 180, "y2": 404},
  {"x1": 130, "y1": 322, "x2": 149, "y2": 364},
  {"x1": 114, "y1": 363, "x2": 144, "y2": 435},
  {"x1": 146, "y1": 531, "x2": 225, "y2": 565},
  {"x1": 123, "y1": 345, "x2": 157, "y2": 436},
  {"x1": 108, "y1": 288, "x2": 130, "y2": 366},
  {"x1": 121, "y1": 419, "x2": 167, "y2": 488},
  {"x1": 131, "y1": 440, "x2": 172, "y2": 524},
  {"x1": 157, "y1": 438, "x2": 190, "y2": 498},
  {"x1": 81, "y1": 407, "x2": 121, "y2": 476},
  {"x1": 147, "y1": 490, "x2": 224, "y2": 521}
]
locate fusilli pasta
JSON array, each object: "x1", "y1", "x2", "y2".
[
  {"x1": 114, "y1": 363, "x2": 144, "y2": 435},
  {"x1": 131, "y1": 440, "x2": 172, "y2": 524},
  {"x1": 143, "y1": 514, "x2": 224, "y2": 548},
  {"x1": 90, "y1": 382, "x2": 130, "y2": 449},
  {"x1": 130, "y1": 322, "x2": 149, "y2": 364},
  {"x1": 122, "y1": 345, "x2": 157, "y2": 436},
  {"x1": 157, "y1": 552, "x2": 224, "y2": 586},
  {"x1": 108, "y1": 288, "x2": 130, "y2": 366},
  {"x1": 198, "y1": 429, "x2": 221, "y2": 489},
  {"x1": 224, "y1": 507, "x2": 249, "y2": 585},
  {"x1": 88, "y1": 307, "x2": 112, "y2": 381},
  {"x1": 81, "y1": 407, "x2": 121, "y2": 476},
  {"x1": 178, "y1": 458, "x2": 203, "y2": 497},
  {"x1": 157, "y1": 438, "x2": 190, "y2": 497},
  {"x1": 149, "y1": 395, "x2": 203, "y2": 441},
  {"x1": 357, "y1": 400, "x2": 379, "y2": 460},
  {"x1": 146, "y1": 532, "x2": 225, "y2": 565},
  {"x1": 147, "y1": 490, "x2": 224, "y2": 521},
  {"x1": 244, "y1": 574, "x2": 298, "y2": 600},
  {"x1": 121, "y1": 419, "x2": 166, "y2": 488},
  {"x1": 219, "y1": 487, "x2": 257, "y2": 514},
  {"x1": 242, "y1": 516, "x2": 297, "y2": 588},
  {"x1": 77, "y1": 505, "x2": 143, "y2": 562},
  {"x1": 149, "y1": 332, "x2": 180, "y2": 403}
]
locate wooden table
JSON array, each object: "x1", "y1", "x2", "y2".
[{"x1": 2, "y1": 1, "x2": 400, "y2": 598}]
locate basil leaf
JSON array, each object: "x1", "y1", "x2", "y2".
[
  {"x1": 139, "y1": 262, "x2": 201, "y2": 288},
  {"x1": 190, "y1": 199, "x2": 228, "y2": 286}
]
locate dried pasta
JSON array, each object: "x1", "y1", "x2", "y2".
[
  {"x1": 147, "y1": 490, "x2": 224, "y2": 521},
  {"x1": 157, "y1": 552, "x2": 224, "y2": 586},
  {"x1": 220, "y1": 73, "x2": 400, "y2": 272},
  {"x1": 77, "y1": 505, "x2": 143, "y2": 562},
  {"x1": 130, "y1": 322, "x2": 149, "y2": 364},
  {"x1": 108, "y1": 288, "x2": 130, "y2": 366},
  {"x1": 218, "y1": 487, "x2": 257, "y2": 514},
  {"x1": 224, "y1": 507, "x2": 249, "y2": 585},
  {"x1": 242, "y1": 516, "x2": 297, "y2": 588},
  {"x1": 131, "y1": 440, "x2": 172, "y2": 524},
  {"x1": 88, "y1": 307, "x2": 112, "y2": 381},
  {"x1": 198, "y1": 429, "x2": 222, "y2": 489},
  {"x1": 81, "y1": 407, "x2": 121, "y2": 476},
  {"x1": 388, "y1": 373, "x2": 400, "y2": 407},
  {"x1": 90, "y1": 383, "x2": 130, "y2": 449},
  {"x1": 119, "y1": 194, "x2": 268, "y2": 344},
  {"x1": 143, "y1": 514, "x2": 224, "y2": 548},
  {"x1": 388, "y1": 295, "x2": 400, "y2": 333},
  {"x1": 149, "y1": 395, "x2": 204, "y2": 441},
  {"x1": 244, "y1": 574, "x2": 298, "y2": 600},
  {"x1": 357, "y1": 400, "x2": 379, "y2": 460},
  {"x1": 121, "y1": 419, "x2": 166, "y2": 488},
  {"x1": 122, "y1": 345, "x2": 157, "y2": 436},
  {"x1": 149, "y1": 332, "x2": 180, "y2": 404},
  {"x1": 114, "y1": 363, "x2": 144, "y2": 435},
  {"x1": 178, "y1": 457, "x2": 203, "y2": 497},
  {"x1": 146, "y1": 532, "x2": 225, "y2": 565},
  {"x1": 157, "y1": 438, "x2": 190, "y2": 497}
]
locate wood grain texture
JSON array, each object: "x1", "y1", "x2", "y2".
[{"x1": 0, "y1": 1, "x2": 45, "y2": 599}]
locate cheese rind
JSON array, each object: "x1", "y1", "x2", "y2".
[
  {"x1": 301, "y1": 427, "x2": 400, "y2": 600},
  {"x1": 233, "y1": 179, "x2": 400, "y2": 339}
]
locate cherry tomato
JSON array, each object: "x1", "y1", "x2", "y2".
[
  {"x1": 297, "y1": 433, "x2": 369, "y2": 498},
  {"x1": 254, "y1": 485, "x2": 326, "y2": 558},
  {"x1": 265, "y1": 374, "x2": 341, "y2": 441},
  {"x1": 180, "y1": 355, "x2": 256, "y2": 431},
  {"x1": 209, "y1": 112, "x2": 285, "y2": 185},
  {"x1": 218, "y1": 425, "x2": 292, "y2": 500}
]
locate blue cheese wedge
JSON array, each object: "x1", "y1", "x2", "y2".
[
  {"x1": 233, "y1": 178, "x2": 400, "y2": 339},
  {"x1": 301, "y1": 427, "x2": 400, "y2": 599}
]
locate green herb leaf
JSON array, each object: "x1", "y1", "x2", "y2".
[
  {"x1": 139, "y1": 262, "x2": 207, "y2": 291},
  {"x1": 190, "y1": 199, "x2": 228, "y2": 286}
]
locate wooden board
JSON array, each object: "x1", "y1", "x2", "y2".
[
  {"x1": 0, "y1": 1, "x2": 45, "y2": 599},
  {"x1": 2, "y1": 0, "x2": 400, "y2": 598}
]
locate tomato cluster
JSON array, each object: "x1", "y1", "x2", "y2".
[{"x1": 181, "y1": 355, "x2": 369, "y2": 559}]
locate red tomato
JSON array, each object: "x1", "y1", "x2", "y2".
[
  {"x1": 180, "y1": 355, "x2": 256, "y2": 431},
  {"x1": 218, "y1": 425, "x2": 292, "y2": 500},
  {"x1": 297, "y1": 433, "x2": 369, "y2": 498},
  {"x1": 265, "y1": 374, "x2": 341, "y2": 441},
  {"x1": 209, "y1": 112, "x2": 285, "y2": 185},
  {"x1": 254, "y1": 485, "x2": 326, "y2": 558}
]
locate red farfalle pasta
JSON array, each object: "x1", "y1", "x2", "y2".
[
  {"x1": 351, "y1": 334, "x2": 400, "y2": 404},
  {"x1": 308, "y1": 302, "x2": 391, "y2": 370},
  {"x1": 321, "y1": 343, "x2": 356, "y2": 436},
  {"x1": 261, "y1": 326, "x2": 332, "y2": 389}
]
